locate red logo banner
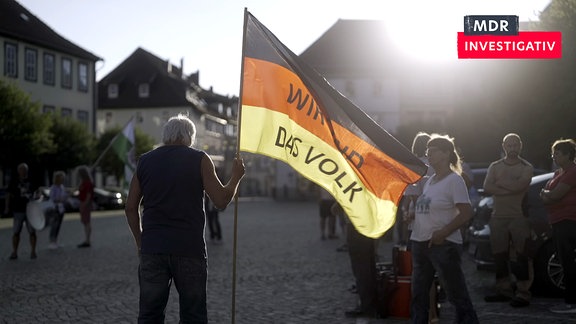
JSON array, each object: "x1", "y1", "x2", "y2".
[{"x1": 457, "y1": 32, "x2": 562, "y2": 59}]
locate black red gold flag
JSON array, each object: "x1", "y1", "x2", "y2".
[{"x1": 239, "y1": 10, "x2": 427, "y2": 238}]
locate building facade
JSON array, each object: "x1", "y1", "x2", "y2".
[
  {"x1": 0, "y1": 0, "x2": 101, "y2": 132},
  {"x1": 96, "y1": 47, "x2": 251, "y2": 191},
  {"x1": 299, "y1": 19, "x2": 457, "y2": 134}
]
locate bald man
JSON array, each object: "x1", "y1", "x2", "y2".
[{"x1": 483, "y1": 134, "x2": 534, "y2": 308}]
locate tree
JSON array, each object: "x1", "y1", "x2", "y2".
[
  {"x1": 0, "y1": 80, "x2": 54, "y2": 169},
  {"x1": 522, "y1": 0, "x2": 576, "y2": 167},
  {"x1": 41, "y1": 114, "x2": 96, "y2": 173}
]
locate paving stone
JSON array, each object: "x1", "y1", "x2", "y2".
[{"x1": 0, "y1": 200, "x2": 572, "y2": 323}]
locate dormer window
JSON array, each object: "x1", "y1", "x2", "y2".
[
  {"x1": 108, "y1": 83, "x2": 118, "y2": 98},
  {"x1": 138, "y1": 83, "x2": 149, "y2": 98}
]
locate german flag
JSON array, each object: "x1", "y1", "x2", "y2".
[{"x1": 239, "y1": 11, "x2": 427, "y2": 238}]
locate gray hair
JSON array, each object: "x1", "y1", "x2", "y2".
[
  {"x1": 162, "y1": 114, "x2": 196, "y2": 147},
  {"x1": 17, "y1": 163, "x2": 28, "y2": 172}
]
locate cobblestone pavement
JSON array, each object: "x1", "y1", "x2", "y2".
[{"x1": 0, "y1": 199, "x2": 574, "y2": 323}]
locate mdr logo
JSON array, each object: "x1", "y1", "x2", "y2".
[{"x1": 457, "y1": 15, "x2": 562, "y2": 59}]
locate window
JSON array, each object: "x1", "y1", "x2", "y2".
[
  {"x1": 108, "y1": 84, "x2": 118, "y2": 98},
  {"x1": 24, "y1": 48, "x2": 37, "y2": 82},
  {"x1": 78, "y1": 62, "x2": 88, "y2": 92},
  {"x1": 138, "y1": 83, "x2": 149, "y2": 98},
  {"x1": 4, "y1": 42, "x2": 18, "y2": 77},
  {"x1": 77, "y1": 110, "x2": 89, "y2": 127},
  {"x1": 226, "y1": 124, "x2": 235, "y2": 137},
  {"x1": 205, "y1": 118, "x2": 224, "y2": 134},
  {"x1": 61, "y1": 108, "x2": 72, "y2": 118},
  {"x1": 43, "y1": 105, "x2": 55, "y2": 114},
  {"x1": 61, "y1": 57, "x2": 72, "y2": 88},
  {"x1": 43, "y1": 53, "x2": 55, "y2": 85}
]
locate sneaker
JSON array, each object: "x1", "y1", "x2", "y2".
[
  {"x1": 549, "y1": 304, "x2": 576, "y2": 314},
  {"x1": 77, "y1": 242, "x2": 91, "y2": 248},
  {"x1": 9, "y1": 253, "x2": 17, "y2": 260},
  {"x1": 484, "y1": 294, "x2": 512, "y2": 302},
  {"x1": 510, "y1": 297, "x2": 530, "y2": 308},
  {"x1": 48, "y1": 242, "x2": 58, "y2": 250},
  {"x1": 30, "y1": 252, "x2": 37, "y2": 259}
]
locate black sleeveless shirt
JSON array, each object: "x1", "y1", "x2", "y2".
[{"x1": 137, "y1": 145, "x2": 206, "y2": 258}]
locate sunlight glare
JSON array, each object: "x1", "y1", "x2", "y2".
[{"x1": 384, "y1": 3, "x2": 461, "y2": 63}]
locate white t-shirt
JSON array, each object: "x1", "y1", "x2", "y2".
[{"x1": 410, "y1": 172, "x2": 470, "y2": 244}]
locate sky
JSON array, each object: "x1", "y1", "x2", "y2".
[{"x1": 17, "y1": 0, "x2": 551, "y2": 97}]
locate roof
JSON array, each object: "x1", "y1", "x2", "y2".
[
  {"x1": 98, "y1": 47, "x2": 191, "y2": 109},
  {"x1": 299, "y1": 19, "x2": 402, "y2": 76},
  {"x1": 0, "y1": 0, "x2": 101, "y2": 61}
]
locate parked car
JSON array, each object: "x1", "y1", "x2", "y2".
[
  {"x1": 471, "y1": 168, "x2": 489, "y2": 195},
  {"x1": 93, "y1": 187, "x2": 125, "y2": 210},
  {"x1": 468, "y1": 172, "x2": 564, "y2": 296},
  {"x1": 62, "y1": 187, "x2": 124, "y2": 211},
  {"x1": 41, "y1": 187, "x2": 109, "y2": 212}
]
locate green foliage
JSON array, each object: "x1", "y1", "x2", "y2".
[
  {"x1": 527, "y1": 0, "x2": 576, "y2": 167},
  {"x1": 41, "y1": 114, "x2": 96, "y2": 172},
  {"x1": 0, "y1": 80, "x2": 54, "y2": 167}
]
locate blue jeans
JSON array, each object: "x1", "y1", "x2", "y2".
[
  {"x1": 138, "y1": 253, "x2": 207, "y2": 324},
  {"x1": 49, "y1": 211, "x2": 64, "y2": 242},
  {"x1": 410, "y1": 240, "x2": 478, "y2": 324}
]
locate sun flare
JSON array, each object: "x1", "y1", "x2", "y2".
[{"x1": 383, "y1": 5, "x2": 462, "y2": 63}]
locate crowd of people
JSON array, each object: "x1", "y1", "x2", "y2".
[
  {"x1": 4, "y1": 116, "x2": 576, "y2": 323},
  {"x1": 331, "y1": 132, "x2": 576, "y2": 323}
]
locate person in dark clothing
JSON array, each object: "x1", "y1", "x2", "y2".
[
  {"x1": 346, "y1": 221, "x2": 378, "y2": 318},
  {"x1": 125, "y1": 114, "x2": 245, "y2": 324},
  {"x1": 541, "y1": 139, "x2": 576, "y2": 314},
  {"x1": 333, "y1": 202, "x2": 378, "y2": 318},
  {"x1": 5, "y1": 163, "x2": 39, "y2": 260},
  {"x1": 204, "y1": 193, "x2": 222, "y2": 244}
]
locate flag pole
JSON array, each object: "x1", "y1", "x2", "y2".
[
  {"x1": 230, "y1": 8, "x2": 249, "y2": 324},
  {"x1": 90, "y1": 116, "x2": 135, "y2": 169}
]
